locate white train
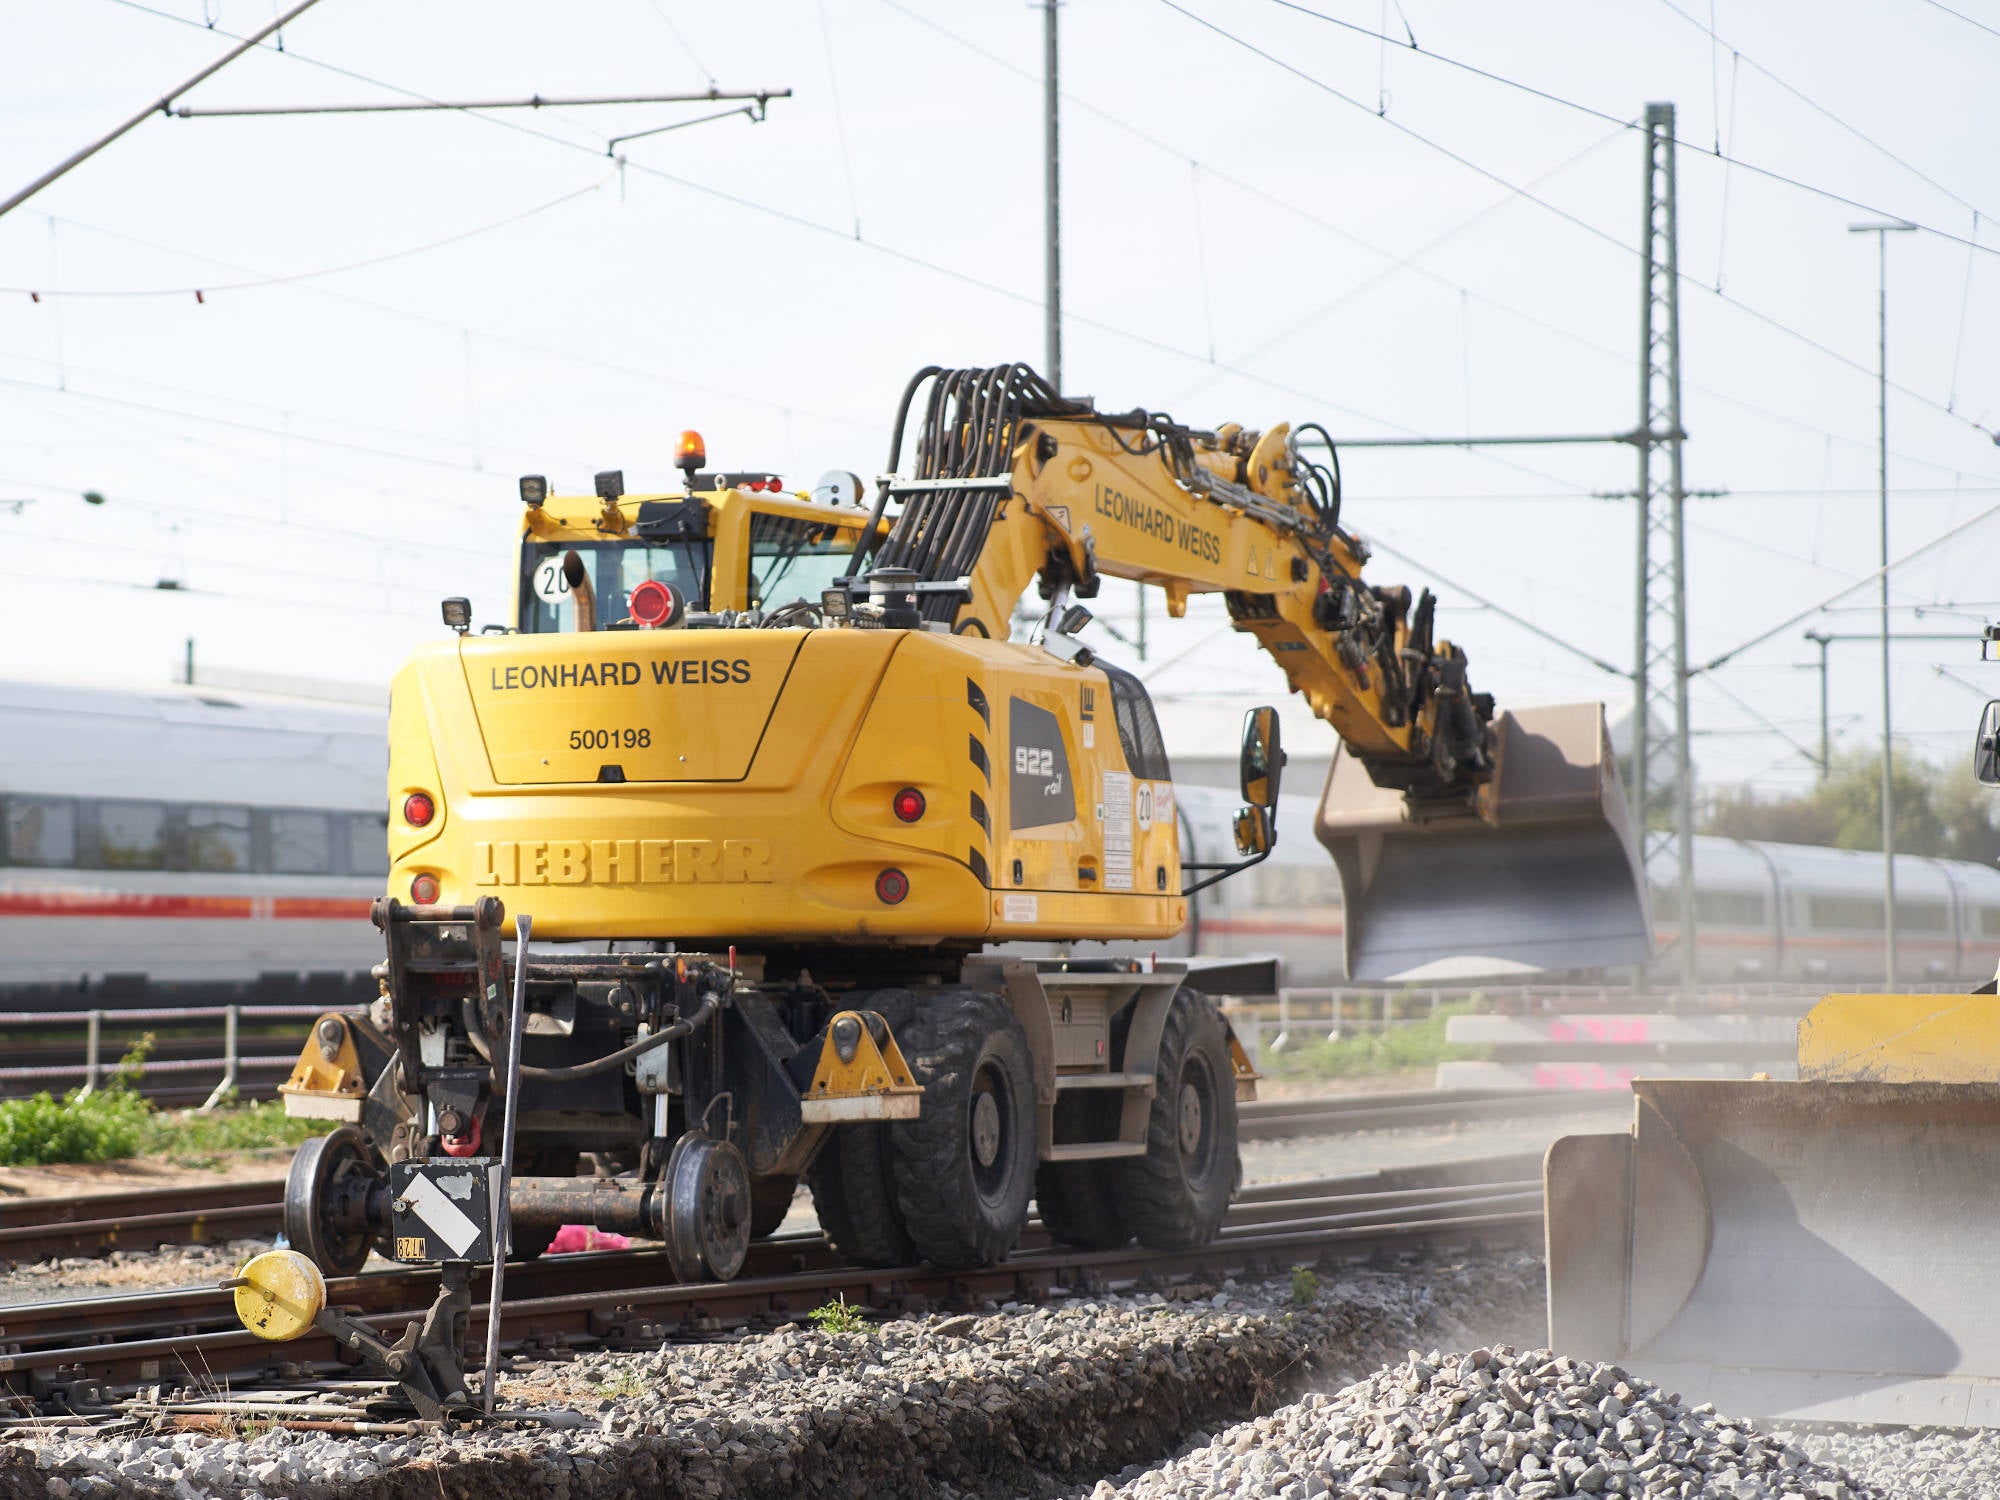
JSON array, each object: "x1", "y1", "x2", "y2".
[
  {"x1": 0, "y1": 678, "x2": 387, "y2": 1009},
  {"x1": 4, "y1": 678, "x2": 1996, "y2": 1004}
]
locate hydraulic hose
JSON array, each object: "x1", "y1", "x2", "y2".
[{"x1": 461, "y1": 990, "x2": 720, "y2": 1082}]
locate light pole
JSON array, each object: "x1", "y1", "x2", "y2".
[{"x1": 1849, "y1": 220, "x2": 1916, "y2": 987}]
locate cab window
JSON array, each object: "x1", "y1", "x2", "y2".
[
  {"x1": 519, "y1": 540, "x2": 711, "y2": 632},
  {"x1": 748, "y1": 514, "x2": 858, "y2": 611}
]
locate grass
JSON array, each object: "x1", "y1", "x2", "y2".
[
  {"x1": 1289, "y1": 1265, "x2": 1320, "y2": 1307},
  {"x1": 0, "y1": 1036, "x2": 333, "y2": 1169},
  {"x1": 1257, "y1": 1002, "x2": 1486, "y2": 1082},
  {"x1": 807, "y1": 1294, "x2": 867, "y2": 1335}
]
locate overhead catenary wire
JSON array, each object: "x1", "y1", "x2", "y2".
[
  {"x1": 1158, "y1": 0, "x2": 2000, "y2": 444},
  {"x1": 0, "y1": 171, "x2": 618, "y2": 298},
  {"x1": 1694, "y1": 505, "x2": 2000, "y2": 674},
  {"x1": 867, "y1": 1, "x2": 1995, "y2": 486},
  {"x1": 1260, "y1": 0, "x2": 2000, "y2": 244}
]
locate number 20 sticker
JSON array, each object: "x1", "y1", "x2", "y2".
[
  {"x1": 532, "y1": 558, "x2": 571, "y2": 602},
  {"x1": 1135, "y1": 781, "x2": 1154, "y2": 831}
]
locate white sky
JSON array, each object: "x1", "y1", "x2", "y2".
[{"x1": 0, "y1": 0, "x2": 1995, "y2": 802}]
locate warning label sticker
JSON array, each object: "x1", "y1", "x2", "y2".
[
  {"x1": 1101, "y1": 770, "x2": 1134, "y2": 891},
  {"x1": 1003, "y1": 893, "x2": 1039, "y2": 923}
]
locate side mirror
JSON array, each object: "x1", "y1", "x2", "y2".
[
  {"x1": 1976, "y1": 700, "x2": 2000, "y2": 787},
  {"x1": 1240, "y1": 706, "x2": 1284, "y2": 807},
  {"x1": 1232, "y1": 804, "x2": 1273, "y2": 858}
]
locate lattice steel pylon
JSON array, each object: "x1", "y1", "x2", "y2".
[{"x1": 1630, "y1": 102, "x2": 1697, "y2": 996}]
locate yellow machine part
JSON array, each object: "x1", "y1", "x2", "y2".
[
  {"x1": 1226, "y1": 1028, "x2": 1260, "y2": 1102},
  {"x1": 277, "y1": 1013, "x2": 366, "y2": 1121},
  {"x1": 1546, "y1": 990, "x2": 2000, "y2": 1427},
  {"x1": 1798, "y1": 991, "x2": 2000, "y2": 1082},
  {"x1": 799, "y1": 1010, "x2": 924, "y2": 1123},
  {"x1": 232, "y1": 1249, "x2": 327, "y2": 1342},
  {"x1": 390, "y1": 627, "x2": 1187, "y2": 945},
  {"x1": 1316, "y1": 701, "x2": 1653, "y2": 981}
]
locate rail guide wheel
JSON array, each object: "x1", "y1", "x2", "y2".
[
  {"x1": 662, "y1": 1133, "x2": 752, "y2": 1283},
  {"x1": 285, "y1": 1124, "x2": 382, "y2": 1278}
]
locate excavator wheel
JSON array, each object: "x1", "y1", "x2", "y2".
[
  {"x1": 889, "y1": 989, "x2": 1037, "y2": 1269},
  {"x1": 749, "y1": 1173, "x2": 799, "y2": 1239},
  {"x1": 1110, "y1": 987, "x2": 1237, "y2": 1250},
  {"x1": 809, "y1": 990, "x2": 918, "y2": 1266},
  {"x1": 1035, "y1": 1158, "x2": 1130, "y2": 1250}
]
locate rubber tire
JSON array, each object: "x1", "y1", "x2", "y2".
[
  {"x1": 808, "y1": 990, "x2": 918, "y2": 1267},
  {"x1": 508, "y1": 1223, "x2": 560, "y2": 1260},
  {"x1": 889, "y1": 990, "x2": 1037, "y2": 1269},
  {"x1": 1035, "y1": 1158, "x2": 1130, "y2": 1249},
  {"x1": 749, "y1": 1174, "x2": 799, "y2": 1239},
  {"x1": 1109, "y1": 987, "x2": 1237, "y2": 1251}
]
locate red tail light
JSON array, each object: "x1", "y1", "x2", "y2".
[
  {"x1": 410, "y1": 873, "x2": 440, "y2": 905},
  {"x1": 893, "y1": 787, "x2": 925, "y2": 823},
  {"x1": 875, "y1": 868, "x2": 909, "y2": 904},
  {"x1": 629, "y1": 578, "x2": 681, "y2": 628},
  {"x1": 402, "y1": 792, "x2": 435, "y2": 827}
]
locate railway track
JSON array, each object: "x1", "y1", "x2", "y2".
[
  {"x1": 0, "y1": 1152, "x2": 1543, "y2": 1412},
  {"x1": 0, "y1": 1085, "x2": 1619, "y2": 1262}
]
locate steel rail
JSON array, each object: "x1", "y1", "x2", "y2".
[
  {"x1": 0, "y1": 1084, "x2": 1609, "y2": 1258},
  {"x1": 0, "y1": 1154, "x2": 1545, "y2": 1404}
]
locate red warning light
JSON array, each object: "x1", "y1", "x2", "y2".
[
  {"x1": 875, "y1": 868, "x2": 909, "y2": 904},
  {"x1": 892, "y1": 787, "x2": 925, "y2": 823}
]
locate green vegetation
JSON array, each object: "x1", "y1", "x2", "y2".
[
  {"x1": 808, "y1": 1294, "x2": 868, "y2": 1335},
  {"x1": 1257, "y1": 1004, "x2": 1482, "y2": 1082},
  {"x1": 1702, "y1": 747, "x2": 2000, "y2": 863},
  {"x1": 1289, "y1": 1265, "x2": 1320, "y2": 1307},
  {"x1": 0, "y1": 1086, "x2": 151, "y2": 1166},
  {"x1": 0, "y1": 1037, "x2": 332, "y2": 1169}
]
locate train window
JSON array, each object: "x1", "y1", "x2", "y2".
[
  {"x1": 1098, "y1": 664, "x2": 1173, "y2": 782},
  {"x1": 1652, "y1": 888, "x2": 1767, "y2": 925},
  {"x1": 1983, "y1": 908, "x2": 2000, "y2": 938},
  {"x1": 3, "y1": 796, "x2": 74, "y2": 867},
  {"x1": 1896, "y1": 900, "x2": 1949, "y2": 933},
  {"x1": 270, "y1": 811, "x2": 333, "y2": 875},
  {"x1": 187, "y1": 806, "x2": 251, "y2": 872},
  {"x1": 97, "y1": 801, "x2": 166, "y2": 869},
  {"x1": 1810, "y1": 895, "x2": 1885, "y2": 930},
  {"x1": 344, "y1": 813, "x2": 389, "y2": 877}
]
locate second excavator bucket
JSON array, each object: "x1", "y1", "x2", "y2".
[
  {"x1": 1314, "y1": 701, "x2": 1653, "y2": 982},
  {"x1": 1546, "y1": 992, "x2": 2000, "y2": 1428}
]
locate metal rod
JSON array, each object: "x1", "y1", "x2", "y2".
[
  {"x1": 1662, "y1": 105, "x2": 1696, "y2": 1005},
  {"x1": 1851, "y1": 220, "x2": 1916, "y2": 986},
  {"x1": 482, "y1": 912, "x2": 531, "y2": 1415},
  {"x1": 0, "y1": 0, "x2": 329, "y2": 222},
  {"x1": 200, "y1": 1004, "x2": 240, "y2": 1111},
  {"x1": 173, "y1": 87, "x2": 789, "y2": 118},
  {"x1": 1807, "y1": 631, "x2": 1832, "y2": 778},
  {"x1": 1043, "y1": 0, "x2": 1061, "y2": 389},
  {"x1": 81, "y1": 1010, "x2": 101, "y2": 1098},
  {"x1": 1300, "y1": 431, "x2": 1640, "y2": 450}
]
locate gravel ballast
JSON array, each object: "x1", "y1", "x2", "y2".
[
  {"x1": 0, "y1": 1251, "x2": 1541, "y2": 1500},
  {"x1": 1098, "y1": 1346, "x2": 1882, "y2": 1500}
]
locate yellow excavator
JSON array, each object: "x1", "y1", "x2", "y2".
[
  {"x1": 1547, "y1": 696, "x2": 2000, "y2": 1428},
  {"x1": 277, "y1": 363, "x2": 1648, "y2": 1283}
]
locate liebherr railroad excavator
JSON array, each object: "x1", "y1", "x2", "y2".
[{"x1": 279, "y1": 364, "x2": 1648, "y2": 1284}]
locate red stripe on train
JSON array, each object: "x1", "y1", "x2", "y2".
[{"x1": 0, "y1": 892, "x2": 374, "y2": 920}]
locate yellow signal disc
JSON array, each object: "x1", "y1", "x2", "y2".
[{"x1": 232, "y1": 1249, "x2": 327, "y2": 1343}]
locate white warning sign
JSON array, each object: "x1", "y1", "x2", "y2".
[{"x1": 1101, "y1": 770, "x2": 1134, "y2": 891}]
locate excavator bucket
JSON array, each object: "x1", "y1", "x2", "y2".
[
  {"x1": 1546, "y1": 993, "x2": 2000, "y2": 1426},
  {"x1": 1314, "y1": 701, "x2": 1652, "y2": 982}
]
